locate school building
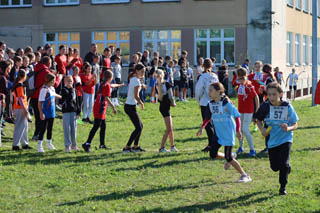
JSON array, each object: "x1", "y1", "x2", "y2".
[{"x1": 0, "y1": 0, "x2": 320, "y2": 96}]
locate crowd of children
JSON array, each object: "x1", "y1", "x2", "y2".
[{"x1": 0, "y1": 40, "x2": 303, "y2": 195}]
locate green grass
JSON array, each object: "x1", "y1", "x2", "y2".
[{"x1": 0, "y1": 99, "x2": 320, "y2": 212}]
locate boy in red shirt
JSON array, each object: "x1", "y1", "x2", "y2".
[
  {"x1": 234, "y1": 67, "x2": 259, "y2": 156},
  {"x1": 82, "y1": 70, "x2": 118, "y2": 152}
]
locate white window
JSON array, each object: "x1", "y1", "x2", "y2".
[
  {"x1": 287, "y1": 32, "x2": 293, "y2": 66},
  {"x1": 92, "y1": 0, "x2": 130, "y2": 4},
  {"x1": 43, "y1": 32, "x2": 80, "y2": 55},
  {"x1": 303, "y1": 35, "x2": 309, "y2": 65},
  {"x1": 194, "y1": 28, "x2": 235, "y2": 65},
  {"x1": 92, "y1": 31, "x2": 130, "y2": 65},
  {"x1": 295, "y1": 34, "x2": 301, "y2": 65},
  {"x1": 296, "y1": 0, "x2": 302, "y2": 9},
  {"x1": 44, "y1": 0, "x2": 79, "y2": 6},
  {"x1": 0, "y1": 0, "x2": 31, "y2": 8},
  {"x1": 142, "y1": 0, "x2": 179, "y2": 2},
  {"x1": 303, "y1": 0, "x2": 309, "y2": 12},
  {"x1": 142, "y1": 30, "x2": 181, "y2": 60},
  {"x1": 287, "y1": 0, "x2": 294, "y2": 6}
]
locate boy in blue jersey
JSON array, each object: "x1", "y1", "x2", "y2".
[
  {"x1": 197, "y1": 82, "x2": 252, "y2": 183},
  {"x1": 255, "y1": 82, "x2": 298, "y2": 195}
]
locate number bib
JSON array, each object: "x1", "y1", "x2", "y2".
[
  {"x1": 254, "y1": 73, "x2": 264, "y2": 81},
  {"x1": 269, "y1": 106, "x2": 288, "y2": 121},
  {"x1": 238, "y1": 85, "x2": 246, "y2": 95},
  {"x1": 211, "y1": 102, "x2": 223, "y2": 115}
]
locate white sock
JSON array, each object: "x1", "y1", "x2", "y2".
[
  {"x1": 151, "y1": 97, "x2": 154, "y2": 102},
  {"x1": 38, "y1": 140, "x2": 43, "y2": 146},
  {"x1": 47, "y1": 139, "x2": 52, "y2": 145}
]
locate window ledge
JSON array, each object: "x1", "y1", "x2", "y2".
[
  {"x1": 43, "y1": 3, "x2": 80, "y2": 7},
  {"x1": 303, "y1": 10, "x2": 309, "y2": 14},
  {"x1": 296, "y1": 7, "x2": 302, "y2": 11},
  {"x1": 91, "y1": 0, "x2": 130, "y2": 5},
  {"x1": 0, "y1": 5, "x2": 32, "y2": 8},
  {"x1": 287, "y1": 3, "x2": 294, "y2": 8}
]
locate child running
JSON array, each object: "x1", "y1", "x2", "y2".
[
  {"x1": 233, "y1": 67, "x2": 259, "y2": 156},
  {"x1": 196, "y1": 82, "x2": 252, "y2": 183},
  {"x1": 37, "y1": 73, "x2": 62, "y2": 152},
  {"x1": 61, "y1": 76, "x2": 81, "y2": 152},
  {"x1": 255, "y1": 82, "x2": 298, "y2": 195},
  {"x1": 155, "y1": 69, "x2": 178, "y2": 153},
  {"x1": 122, "y1": 64, "x2": 146, "y2": 153},
  {"x1": 82, "y1": 70, "x2": 121, "y2": 153},
  {"x1": 12, "y1": 69, "x2": 32, "y2": 150}
]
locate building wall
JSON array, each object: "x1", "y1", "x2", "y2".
[{"x1": 0, "y1": 0, "x2": 247, "y2": 65}]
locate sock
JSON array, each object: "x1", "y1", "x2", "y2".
[
  {"x1": 47, "y1": 139, "x2": 52, "y2": 145},
  {"x1": 38, "y1": 140, "x2": 43, "y2": 146},
  {"x1": 241, "y1": 172, "x2": 247, "y2": 176}
]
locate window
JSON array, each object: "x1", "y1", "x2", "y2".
[
  {"x1": 142, "y1": 30, "x2": 181, "y2": 60},
  {"x1": 0, "y1": 0, "x2": 31, "y2": 8},
  {"x1": 194, "y1": 28, "x2": 235, "y2": 65},
  {"x1": 295, "y1": 34, "x2": 301, "y2": 65},
  {"x1": 310, "y1": 36, "x2": 313, "y2": 65},
  {"x1": 296, "y1": 0, "x2": 302, "y2": 9},
  {"x1": 287, "y1": 32, "x2": 293, "y2": 65},
  {"x1": 142, "y1": 0, "x2": 179, "y2": 2},
  {"x1": 287, "y1": 0, "x2": 294, "y2": 6},
  {"x1": 303, "y1": 0, "x2": 309, "y2": 12},
  {"x1": 318, "y1": 38, "x2": 320, "y2": 65},
  {"x1": 44, "y1": 0, "x2": 79, "y2": 6},
  {"x1": 92, "y1": 31, "x2": 130, "y2": 65},
  {"x1": 303, "y1": 35, "x2": 309, "y2": 65},
  {"x1": 92, "y1": 0, "x2": 129, "y2": 4},
  {"x1": 43, "y1": 32, "x2": 80, "y2": 56}
]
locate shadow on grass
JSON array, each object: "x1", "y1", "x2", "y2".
[
  {"x1": 296, "y1": 126, "x2": 320, "y2": 130},
  {"x1": 295, "y1": 147, "x2": 320, "y2": 152},
  {"x1": 112, "y1": 157, "x2": 209, "y2": 172},
  {"x1": 140, "y1": 191, "x2": 274, "y2": 213},
  {"x1": 174, "y1": 126, "x2": 199, "y2": 132},
  {"x1": 59, "y1": 181, "x2": 214, "y2": 206},
  {"x1": 175, "y1": 137, "x2": 207, "y2": 143}
]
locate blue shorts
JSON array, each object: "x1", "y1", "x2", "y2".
[
  {"x1": 149, "y1": 77, "x2": 157, "y2": 87},
  {"x1": 180, "y1": 81, "x2": 189, "y2": 89}
]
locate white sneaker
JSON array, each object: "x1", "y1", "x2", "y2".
[
  {"x1": 238, "y1": 174, "x2": 252, "y2": 183},
  {"x1": 224, "y1": 162, "x2": 231, "y2": 170},
  {"x1": 65, "y1": 146, "x2": 71, "y2": 153},
  {"x1": 71, "y1": 145, "x2": 80, "y2": 151},
  {"x1": 159, "y1": 148, "x2": 170, "y2": 153},
  {"x1": 171, "y1": 146, "x2": 179, "y2": 152},
  {"x1": 47, "y1": 142, "x2": 56, "y2": 150},
  {"x1": 232, "y1": 152, "x2": 237, "y2": 159},
  {"x1": 38, "y1": 144, "x2": 45, "y2": 153}
]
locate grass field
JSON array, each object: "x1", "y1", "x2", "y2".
[{"x1": 0, "y1": 98, "x2": 320, "y2": 212}]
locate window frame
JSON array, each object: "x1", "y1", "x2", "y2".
[
  {"x1": 0, "y1": 0, "x2": 32, "y2": 8},
  {"x1": 142, "y1": 30, "x2": 182, "y2": 60},
  {"x1": 43, "y1": 0, "x2": 79, "y2": 6},
  {"x1": 92, "y1": 31, "x2": 130, "y2": 66},
  {"x1": 141, "y1": 0, "x2": 179, "y2": 2},
  {"x1": 287, "y1": 0, "x2": 294, "y2": 7},
  {"x1": 287, "y1": 32, "x2": 293, "y2": 66},
  {"x1": 194, "y1": 28, "x2": 236, "y2": 66},
  {"x1": 303, "y1": 35, "x2": 309, "y2": 65},
  {"x1": 296, "y1": 0, "x2": 302, "y2": 9},
  {"x1": 295, "y1": 34, "x2": 301, "y2": 66},
  {"x1": 43, "y1": 32, "x2": 80, "y2": 56},
  {"x1": 91, "y1": 0, "x2": 130, "y2": 4},
  {"x1": 303, "y1": 0, "x2": 309, "y2": 13}
]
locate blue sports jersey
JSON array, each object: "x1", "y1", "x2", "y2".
[
  {"x1": 39, "y1": 86, "x2": 56, "y2": 119},
  {"x1": 255, "y1": 100, "x2": 299, "y2": 148},
  {"x1": 207, "y1": 98, "x2": 240, "y2": 146}
]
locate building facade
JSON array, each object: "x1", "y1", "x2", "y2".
[{"x1": 0, "y1": 0, "x2": 320, "y2": 97}]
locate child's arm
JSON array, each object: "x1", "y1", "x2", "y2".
[
  {"x1": 235, "y1": 116, "x2": 242, "y2": 140},
  {"x1": 106, "y1": 97, "x2": 117, "y2": 115},
  {"x1": 257, "y1": 120, "x2": 268, "y2": 137},
  {"x1": 18, "y1": 97, "x2": 28, "y2": 117},
  {"x1": 254, "y1": 95, "x2": 260, "y2": 112},
  {"x1": 280, "y1": 122, "x2": 298, "y2": 132},
  {"x1": 110, "y1": 83, "x2": 125, "y2": 88},
  {"x1": 134, "y1": 86, "x2": 144, "y2": 110},
  {"x1": 196, "y1": 119, "x2": 211, "y2": 137},
  {"x1": 38, "y1": 101, "x2": 45, "y2": 120}
]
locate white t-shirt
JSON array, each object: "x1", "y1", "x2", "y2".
[
  {"x1": 126, "y1": 77, "x2": 141, "y2": 105},
  {"x1": 187, "y1": 67, "x2": 194, "y2": 81},
  {"x1": 113, "y1": 64, "x2": 122, "y2": 79},
  {"x1": 289, "y1": 73, "x2": 298, "y2": 86},
  {"x1": 39, "y1": 86, "x2": 57, "y2": 102}
]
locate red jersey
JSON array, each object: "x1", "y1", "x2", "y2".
[
  {"x1": 80, "y1": 73, "x2": 95, "y2": 94},
  {"x1": 103, "y1": 57, "x2": 111, "y2": 69},
  {"x1": 55, "y1": 54, "x2": 67, "y2": 75},
  {"x1": 93, "y1": 82, "x2": 111, "y2": 120},
  {"x1": 235, "y1": 81, "x2": 257, "y2": 114},
  {"x1": 248, "y1": 72, "x2": 265, "y2": 95},
  {"x1": 73, "y1": 75, "x2": 82, "y2": 97}
]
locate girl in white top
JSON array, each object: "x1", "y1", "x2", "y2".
[{"x1": 123, "y1": 64, "x2": 146, "y2": 153}]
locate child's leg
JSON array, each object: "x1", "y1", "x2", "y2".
[
  {"x1": 86, "y1": 119, "x2": 102, "y2": 144},
  {"x1": 225, "y1": 146, "x2": 246, "y2": 175},
  {"x1": 13, "y1": 109, "x2": 25, "y2": 147},
  {"x1": 70, "y1": 112, "x2": 77, "y2": 147},
  {"x1": 160, "y1": 116, "x2": 172, "y2": 148},
  {"x1": 278, "y1": 143, "x2": 291, "y2": 189},
  {"x1": 63, "y1": 113, "x2": 72, "y2": 147},
  {"x1": 99, "y1": 119, "x2": 106, "y2": 146},
  {"x1": 243, "y1": 113, "x2": 255, "y2": 150},
  {"x1": 82, "y1": 92, "x2": 89, "y2": 119},
  {"x1": 21, "y1": 113, "x2": 29, "y2": 146},
  {"x1": 124, "y1": 105, "x2": 143, "y2": 147},
  {"x1": 87, "y1": 94, "x2": 94, "y2": 119},
  {"x1": 46, "y1": 118, "x2": 54, "y2": 141},
  {"x1": 239, "y1": 113, "x2": 245, "y2": 149}
]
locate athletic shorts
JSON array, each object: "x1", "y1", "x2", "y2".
[
  {"x1": 289, "y1": 85, "x2": 297, "y2": 91},
  {"x1": 173, "y1": 80, "x2": 180, "y2": 90},
  {"x1": 149, "y1": 77, "x2": 157, "y2": 87},
  {"x1": 180, "y1": 81, "x2": 188, "y2": 89},
  {"x1": 159, "y1": 102, "x2": 170, "y2": 118}
]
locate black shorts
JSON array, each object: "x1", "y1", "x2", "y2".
[
  {"x1": 180, "y1": 81, "x2": 188, "y2": 89},
  {"x1": 209, "y1": 140, "x2": 234, "y2": 162},
  {"x1": 159, "y1": 102, "x2": 170, "y2": 118},
  {"x1": 289, "y1": 85, "x2": 297, "y2": 91},
  {"x1": 173, "y1": 80, "x2": 180, "y2": 90}
]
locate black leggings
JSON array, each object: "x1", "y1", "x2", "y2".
[
  {"x1": 77, "y1": 96, "x2": 83, "y2": 114},
  {"x1": 111, "y1": 78, "x2": 121, "y2": 98},
  {"x1": 38, "y1": 118, "x2": 54, "y2": 141},
  {"x1": 209, "y1": 139, "x2": 234, "y2": 163},
  {"x1": 188, "y1": 80, "x2": 194, "y2": 98},
  {"x1": 31, "y1": 98, "x2": 41, "y2": 137},
  {"x1": 86, "y1": 119, "x2": 106, "y2": 146},
  {"x1": 268, "y1": 142, "x2": 291, "y2": 188},
  {"x1": 200, "y1": 106, "x2": 217, "y2": 147},
  {"x1": 124, "y1": 104, "x2": 143, "y2": 147}
]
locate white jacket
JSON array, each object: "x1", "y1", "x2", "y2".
[{"x1": 195, "y1": 72, "x2": 219, "y2": 106}]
